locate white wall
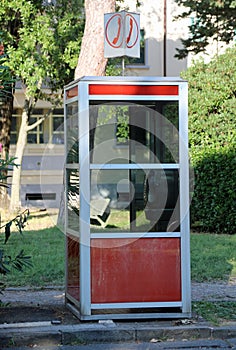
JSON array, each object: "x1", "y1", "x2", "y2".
[{"x1": 117, "y1": 0, "x2": 189, "y2": 76}]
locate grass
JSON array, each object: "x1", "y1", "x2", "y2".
[
  {"x1": 0, "y1": 209, "x2": 65, "y2": 287},
  {"x1": 192, "y1": 301, "x2": 236, "y2": 325},
  {"x1": 0, "y1": 209, "x2": 236, "y2": 287},
  {"x1": 190, "y1": 233, "x2": 236, "y2": 325},
  {"x1": 191, "y1": 233, "x2": 236, "y2": 282}
]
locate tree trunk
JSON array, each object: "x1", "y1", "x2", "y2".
[
  {"x1": 0, "y1": 96, "x2": 14, "y2": 207},
  {"x1": 58, "y1": 0, "x2": 116, "y2": 226},
  {"x1": 10, "y1": 105, "x2": 29, "y2": 212},
  {"x1": 74, "y1": 0, "x2": 116, "y2": 79}
]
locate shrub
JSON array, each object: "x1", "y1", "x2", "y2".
[
  {"x1": 182, "y1": 46, "x2": 236, "y2": 234},
  {"x1": 0, "y1": 157, "x2": 32, "y2": 297}
]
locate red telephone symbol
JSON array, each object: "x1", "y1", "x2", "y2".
[
  {"x1": 112, "y1": 16, "x2": 134, "y2": 46},
  {"x1": 126, "y1": 17, "x2": 133, "y2": 44},
  {"x1": 112, "y1": 17, "x2": 122, "y2": 45}
]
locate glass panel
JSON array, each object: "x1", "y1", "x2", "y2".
[
  {"x1": 67, "y1": 168, "x2": 80, "y2": 232},
  {"x1": 10, "y1": 134, "x2": 17, "y2": 144},
  {"x1": 27, "y1": 116, "x2": 44, "y2": 144},
  {"x1": 52, "y1": 116, "x2": 64, "y2": 144},
  {"x1": 90, "y1": 169, "x2": 180, "y2": 233},
  {"x1": 10, "y1": 114, "x2": 17, "y2": 144},
  {"x1": 54, "y1": 108, "x2": 64, "y2": 115},
  {"x1": 11, "y1": 114, "x2": 17, "y2": 130},
  {"x1": 39, "y1": 134, "x2": 44, "y2": 143},
  {"x1": 33, "y1": 109, "x2": 44, "y2": 115},
  {"x1": 53, "y1": 116, "x2": 64, "y2": 130},
  {"x1": 66, "y1": 102, "x2": 79, "y2": 164},
  {"x1": 27, "y1": 117, "x2": 37, "y2": 144},
  {"x1": 52, "y1": 132, "x2": 64, "y2": 144},
  {"x1": 89, "y1": 101, "x2": 179, "y2": 164},
  {"x1": 27, "y1": 133, "x2": 37, "y2": 144}
]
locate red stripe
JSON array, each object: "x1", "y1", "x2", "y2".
[{"x1": 89, "y1": 84, "x2": 178, "y2": 96}]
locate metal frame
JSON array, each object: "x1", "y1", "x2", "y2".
[{"x1": 64, "y1": 77, "x2": 191, "y2": 320}]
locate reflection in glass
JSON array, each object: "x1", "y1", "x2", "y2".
[
  {"x1": 67, "y1": 168, "x2": 80, "y2": 232},
  {"x1": 90, "y1": 169, "x2": 179, "y2": 233},
  {"x1": 66, "y1": 102, "x2": 79, "y2": 163},
  {"x1": 89, "y1": 101, "x2": 179, "y2": 164}
]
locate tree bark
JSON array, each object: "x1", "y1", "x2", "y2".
[
  {"x1": 9, "y1": 104, "x2": 29, "y2": 212},
  {"x1": 0, "y1": 96, "x2": 14, "y2": 207},
  {"x1": 74, "y1": 0, "x2": 116, "y2": 79}
]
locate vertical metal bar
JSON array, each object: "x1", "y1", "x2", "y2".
[
  {"x1": 163, "y1": 0, "x2": 167, "y2": 76},
  {"x1": 79, "y1": 80, "x2": 91, "y2": 316},
  {"x1": 179, "y1": 82, "x2": 191, "y2": 315},
  {"x1": 122, "y1": 57, "x2": 125, "y2": 76},
  {"x1": 64, "y1": 89, "x2": 68, "y2": 298}
]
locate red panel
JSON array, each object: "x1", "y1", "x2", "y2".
[
  {"x1": 66, "y1": 234, "x2": 80, "y2": 301},
  {"x1": 91, "y1": 238, "x2": 181, "y2": 303},
  {"x1": 66, "y1": 86, "x2": 78, "y2": 99},
  {"x1": 89, "y1": 84, "x2": 179, "y2": 96}
]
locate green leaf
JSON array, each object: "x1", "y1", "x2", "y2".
[
  {"x1": 4, "y1": 221, "x2": 12, "y2": 244},
  {"x1": 182, "y1": 47, "x2": 236, "y2": 234},
  {"x1": 174, "y1": 0, "x2": 236, "y2": 58}
]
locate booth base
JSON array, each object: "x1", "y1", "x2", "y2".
[
  {"x1": 66, "y1": 300, "x2": 191, "y2": 321},
  {"x1": 65, "y1": 295, "x2": 191, "y2": 321}
]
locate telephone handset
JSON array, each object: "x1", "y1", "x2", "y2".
[
  {"x1": 126, "y1": 18, "x2": 133, "y2": 44},
  {"x1": 112, "y1": 16, "x2": 134, "y2": 45},
  {"x1": 112, "y1": 17, "x2": 121, "y2": 45}
]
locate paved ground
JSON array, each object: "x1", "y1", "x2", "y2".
[
  {"x1": 2, "y1": 339, "x2": 236, "y2": 350},
  {"x1": 0, "y1": 281, "x2": 235, "y2": 326},
  {"x1": 0, "y1": 282, "x2": 235, "y2": 349},
  {"x1": 1, "y1": 281, "x2": 236, "y2": 308}
]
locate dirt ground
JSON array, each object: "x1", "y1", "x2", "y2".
[{"x1": 0, "y1": 305, "x2": 79, "y2": 325}]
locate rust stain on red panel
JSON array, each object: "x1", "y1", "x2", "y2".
[
  {"x1": 89, "y1": 84, "x2": 179, "y2": 96},
  {"x1": 91, "y1": 238, "x2": 181, "y2": 303}
]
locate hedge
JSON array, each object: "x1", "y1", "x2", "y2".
[{"x1": 181, "y1": 46, "x2": 236, "y2": 234}]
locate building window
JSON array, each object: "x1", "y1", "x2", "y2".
[
  {"x1": 27, "y1": 109, "x2": 44, "y2": 144},
  {"x1": 51, "y1": 109, "x2": 64, "y2": 144},
  {"x1": 10, "y1": 108, "x2": 64, "y2": 145},
  {"x1": 10, "y1": 110, "x2": 20, "y2": 144}
]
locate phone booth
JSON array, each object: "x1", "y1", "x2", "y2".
[{"x1": 64, "y1": 76, "x2": 191, "y2": 320}]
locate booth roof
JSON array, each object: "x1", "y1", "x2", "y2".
[{"x1": 64, "y1": 76, "x2": 187, "y2": 89}]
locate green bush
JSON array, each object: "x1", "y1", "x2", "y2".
[
  {"x1": 181, "y1": 46, "x2": 236, "y2": 234},
  {"x1": 0, "y1": 157, "x2": 32, "y2": 297}
]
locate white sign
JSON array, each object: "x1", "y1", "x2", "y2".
[{"x1": 104, "y1": 11, "x2": 140, "y2": 58}]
